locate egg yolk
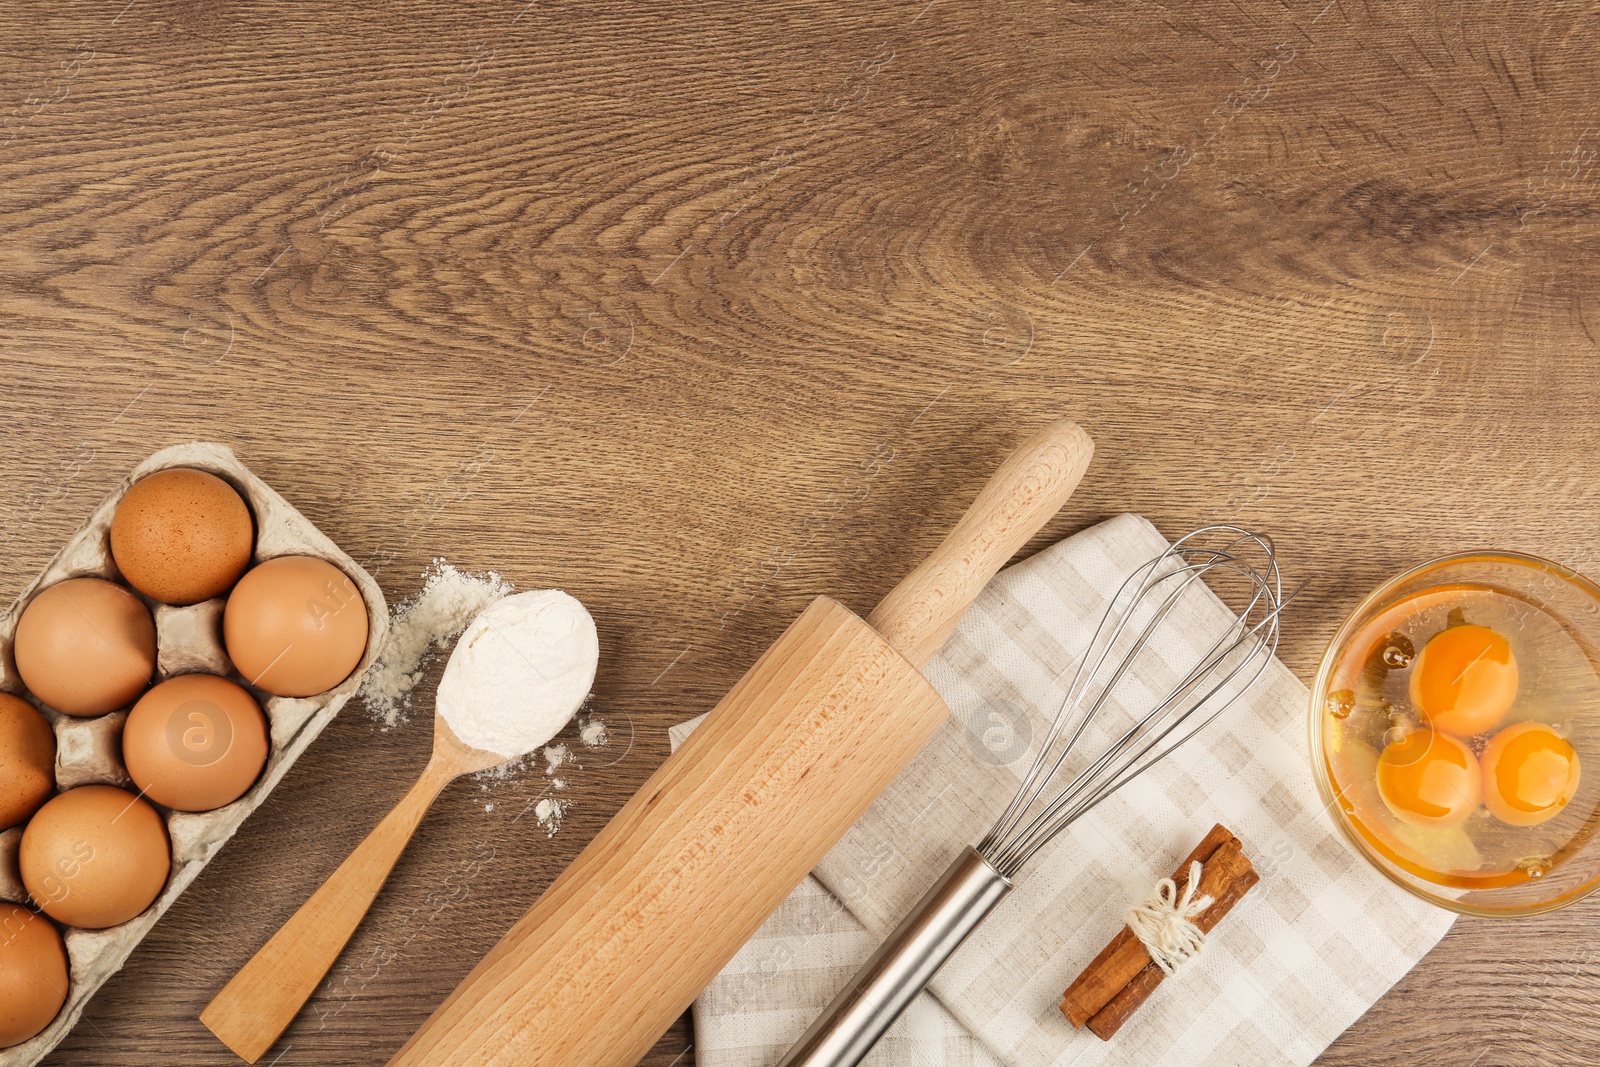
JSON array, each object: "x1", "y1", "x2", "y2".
[
  {"x1": 1375, "y1": 729, "x2": 1481, "y2": 828},
  {"x1": 1408, "y1": 624, "x2": 1518, "y2": 737},
  {"x1": 1479, "y1": 721, "x2": 1581, "y2": 827}
]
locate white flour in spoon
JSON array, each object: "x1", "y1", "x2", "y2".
[{"x1": 436, "y1": 590, "x2": 599, "y2": 758}]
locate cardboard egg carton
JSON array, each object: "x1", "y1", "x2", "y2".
[{"x1": 0, "y1": 442, "x2": 388, "y2": 1066}]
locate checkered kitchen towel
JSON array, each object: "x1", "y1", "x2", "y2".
[{"x1": 669, "y1": 513, "x2": 1456, "y2": 1067}]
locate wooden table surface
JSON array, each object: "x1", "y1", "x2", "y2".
[{"x1": 4, "y1": 0, "x2": 1598, "y2": 1064}]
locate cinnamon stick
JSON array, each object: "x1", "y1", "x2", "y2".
[
  {"x1": 1059, "y1": 823, "x2": 1235, "y2": 1027},
  {"x1": 1087, "y1": 956, "x2": 1165, "y2": 1039},
  {"x1": 1059, "y1": 831, "x2": 1235, "y2": 1026},
  {"x1": 1085, "y1": 861, "x2": 1260, "y2": 1039}
]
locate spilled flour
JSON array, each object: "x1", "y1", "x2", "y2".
[
  {"x1": 360, "y1": 561, "x2": 513, "y2": 727},
  {"x1": 579, "y1": 718, "x2": 608, "y2": 747},
  {"x1": 534, "y1": 798, "x2": 569, "y2": 836},
  {"x1": 476, "y1": 725, "x2": 613, "y2": 836}
]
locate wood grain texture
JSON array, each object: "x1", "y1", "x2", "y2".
[{"x1": 0, "y1": 1, "x2": 1596, "y2": 1065}]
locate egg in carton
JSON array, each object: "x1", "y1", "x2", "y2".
[{"x1": 0, "y1": 442, "x2": 388, "y2": 1067}]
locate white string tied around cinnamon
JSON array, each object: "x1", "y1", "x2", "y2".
[{"x1": 1124, "y1": 860, "x2": 1214, "y2": 975}]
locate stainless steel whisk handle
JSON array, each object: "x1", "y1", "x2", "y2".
[{"x1": 775, "y1": 848, "x2": 1012, "y2": 1067}]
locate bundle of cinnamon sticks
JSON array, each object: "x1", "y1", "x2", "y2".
[{"x1": 1060, "y1": 823, "x2": 1258, "y2": 1039}]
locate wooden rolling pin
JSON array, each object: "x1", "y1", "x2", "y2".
[{"x1": 384, "y1": 417, "x2": 1095, "y2": 1067}]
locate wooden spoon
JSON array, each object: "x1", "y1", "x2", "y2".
[
  {"x1": 200, "y1": 714, "x2": 506, "y2": 1063},
  {"x1": 203, "y1": 589, "x2": 597, "y2": 1063}
]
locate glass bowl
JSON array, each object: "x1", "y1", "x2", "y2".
[{"x1": 1309, "y1": 551, "x2": 1600, "y2": 916}]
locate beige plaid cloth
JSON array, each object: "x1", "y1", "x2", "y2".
[{"x1": 670, "y1": 514, "x2": 1455, "y2": 1067}]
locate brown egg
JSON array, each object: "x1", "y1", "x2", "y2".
[
  {"x1": 20, "y1": 785, "x2": 170, "y2": 929},
  {"x1": 13, "y1": 578, "x2": 155, "y2": 717},
  {"x1": 123, "y1": 675, "x2": 268, "y2": 812},
  {"x1": 224, "y1": 556, "x2": 369, "y2": 697},
  {"x1": 0, "y1": 695, "x2": 55, "y2": 831},
  {"x1": 111, "y1": 468, "x2": 255, "y2": 605},
  {"x1": 0, "y1": 903, "x2": 68, "y2": 1048}
]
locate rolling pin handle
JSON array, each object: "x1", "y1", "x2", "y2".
[{"x1": 868, "y1": 417, "x2": 1094, "y2": 667}]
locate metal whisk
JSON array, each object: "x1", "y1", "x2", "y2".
[{"x1": 777, "y1": 526, "x2": 1288, "y2": 1067}]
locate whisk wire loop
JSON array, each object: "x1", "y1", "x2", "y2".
[{"x1": 977, "y1": 526, "x2": 1285, "y2": 878}]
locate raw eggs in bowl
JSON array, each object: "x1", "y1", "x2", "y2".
[{"x1": 1310, "y1": 552, "x2": 1600, "y2": 916}]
